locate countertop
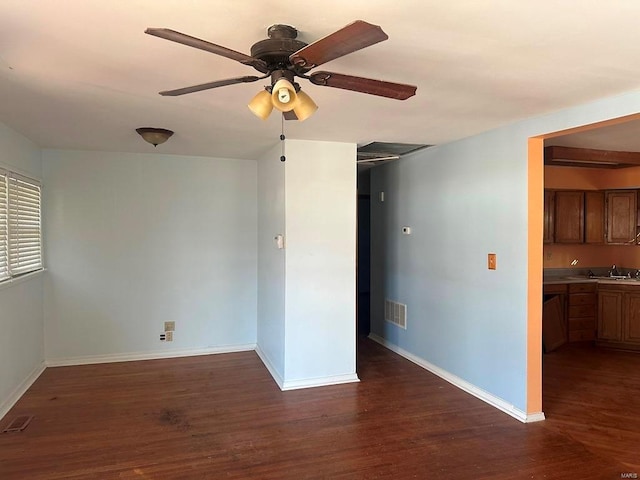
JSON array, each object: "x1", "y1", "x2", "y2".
[{"x1": 543, "y1": 275, "x2": 640, "y2": 286}]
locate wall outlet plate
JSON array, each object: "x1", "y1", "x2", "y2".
[
  {"x1": 164, "y1": 321, "x2": 175, "y2": 332},
  {"x1": 165, "y1": 331, "x2": 173, "y2": 342}
]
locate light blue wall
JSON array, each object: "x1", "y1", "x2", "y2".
[
  {"x1": 257, "y1": 140, "x2": 358, "y2": 388},
  {"x1": 257, "y1": 143, "x2": 286, "y2": 382},
  {"x1": 283, "y1": 140, "x2": 357, "y2": 385},
  {"x1": 371, "y1": 90, "x2": 640, "y2": 412},
  {"x1": 42, "y1": 150, "x2": 257, "y2": 361},
  {"x1": 0, "y1": 123, "x2": 44, "y2": 417}
]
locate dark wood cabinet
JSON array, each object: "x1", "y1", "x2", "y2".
[
  {"x1": 585, "y1": 191, "x2": 605, "y2": 244},
  {"x1": 543, "y1": 283, "x2": 567, "y2": 351},
  {"x1": 623, "y1": 291, "x2": 640, "y2": 345},
  {"x1": 554, "y1": 191, "x2": 584, "y2": 243},
  {"x1": 606, "y1": 190, "x2": 637, "y2": 244},
  {"x1": 597, "y1": 284, "x2": 640, "y2": 350},
  {"x1": 543, "y1": 189, "x2": 639, "y2": 245},
  {"x1": 544, "y1": 190, "x2": 555, "y2": 244},
  {"x1": 597, "y1": 288, "x2": 623, "y2": 342},
  {"x1": 567, "y1": 283, "x2": 596, "y2": 342}
]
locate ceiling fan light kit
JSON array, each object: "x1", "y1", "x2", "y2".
[
  {"x1": 145, "y1": 20, "x2": 416, "y2": 122},
  {"x1": 136, "y1": 127, "x2": 174, "y2": 146},
  {"x1": 248, "y1": 89, "x2": 274, "y2": 120}
]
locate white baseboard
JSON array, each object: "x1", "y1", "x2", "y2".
[
  {"x1": 254, "y1": 345, "x2": 359, "y2": 391},
  {"x1": 45, "y1": 343, "x2": 257, "y2": 367},
  {"x1": 0, "y1": 362, "x2": 46, "y2": 421},
  {"x1": 254, "y1": 345, "x2": 284, "y2": 389},
  {"x1": 282, "y1": 373, "x2": 359, "y2": 391},
  {"x1": 368, "y1": 333, "x2": 545, "y2": 424}
]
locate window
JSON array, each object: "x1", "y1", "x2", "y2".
[{"x1": 0, "y1": 168, "x2": 42, "y2": 283}]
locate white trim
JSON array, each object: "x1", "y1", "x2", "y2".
[
  {"x1": 0, "y1": 268, "x2": 45, "y2": 292},
  {"x1": 254, "y1": 345, "x2": 360, "y2": 391},
  {"x1": 282, "y1": 373, "x2": 359, "y2": 391},
  {"x1": 0, "y1": 161, "x2": 42, "y2": 184},
  {"x1": 45, "y1": 343, "x2": 256, "y2": 367},
  {"x1": 255, "y1": 345, "x2": 284, "y2": 389},
  {"x1": 368, "y1": 333, "x2": 545, "y2": 424},
  {"x1": 525, "y1": 412, "x2": 546, "y2": 423},
  {"x1": 0, "y1": 362, "x2": 46, "y2": 421}
]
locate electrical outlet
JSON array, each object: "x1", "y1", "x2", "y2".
[
  {"x1": 165, "y1": 331, "x2": 173, "y2": 342},
  {"x1": 164, "y1": 321, "x2": 175, "y2": 332}
]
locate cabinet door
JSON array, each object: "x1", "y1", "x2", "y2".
[
  {"x1": 623, "y1": 291, "x2": 640, "y2": 345},
  {"x1": 598, "y1": 290, "x2": 623, "y2": 341},
  {"x1": 544, "y1": 190, "x2": 555, "y2": 244},
  {"x1": 585, "y1": 191, "x2": 605, "y2": 244},
  {"x1": 606, "y1": 190, "x2": 637, "y2": 244},
  {"x1": 554, "y1": 191, "x2": 584, "y2": 243}
]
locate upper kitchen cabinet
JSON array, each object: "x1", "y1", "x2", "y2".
[
  {"x1": 554, "y1": 191, "x2": 584, "y2": 243},
  {"x1": 606, "y1": 190, "x2": 637, "y2": 244},
  {"x1": 544, "y1": 190, "x2": 555, "y2": 244},
  {"x1": 585, "y1": 191, "x2": 605, "y2": 244}
]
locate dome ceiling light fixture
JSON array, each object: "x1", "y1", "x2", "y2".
[
  {"x1": 144, "y1": 20, "x2": 417, "y2": 122},
  {"x1": 136, "y1": 127, "x2": 174, "y2": 146}
]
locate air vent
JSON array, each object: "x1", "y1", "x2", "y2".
[
  {"x1": 2, "y1": 415, "x2": 33, "y2": 433},
  {"x1": 384, "y1": 299, "x2": 407, "y2": 329},
  {"x1": 357, "y1": 142, "x2": 432, "y2": 168}
]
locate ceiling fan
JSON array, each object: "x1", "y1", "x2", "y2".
[{"x1": 145, "y1": 20, "x2": 417, "y2": 121}]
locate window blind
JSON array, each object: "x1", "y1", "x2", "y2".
[
  {"x1": 7, "y1": 173, "x2": 42, "y2": 277},
  {"x1": 0, "y1": 170, "x2": 8, "y2": 282}
]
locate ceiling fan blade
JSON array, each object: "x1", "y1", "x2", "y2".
[
  {"x1": 309, "y1": 72, "x2": 416, "y2": 100},
  {"x1": 145, "y1": 28, "x2": 268, "y2": 72},
  {"x1": 159, "y1": 76, "x2": 263, "y2": 96},
  {"x1": 283, "y1": 110, "x2": 298, "y2": 121},
  {"x1": 290, "y1": 20, "x2": 388, "y2": 69}
]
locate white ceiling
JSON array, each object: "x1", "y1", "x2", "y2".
[{"x1": 2, "y1": 0, "x2": 640, "y2": 160}]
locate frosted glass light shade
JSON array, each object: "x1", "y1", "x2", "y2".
[
  {"x1": 136, "y1": 127, "x2": 173, "y2": 146},
  {"x1": 271, "y1": 78, "x2": 298, "y2": 112},
  {"x1": 293, "y1": 90, "x2": 318, "y2": 121},
  {"x1": 248, "y1": 90, "x2": 273, "y2": 120}
]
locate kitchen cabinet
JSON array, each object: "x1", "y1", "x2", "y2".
[
  {"x1": 623, "y1": 291, "x2": 640, "y2": 345},
  {"x1": 597, "y1": 284, "x2": 640, "y2": 350},
  {"x1": 606, "y1": 190, "x2": 637, "y2": 244},
  {"x1": 543, "y1": 283, "x2": 567, "y2": 351},
  {"x1": 585, "y1": 191, "x2": 605, "y2": 244},
  {"x1": 567, "y1": 283, "x2": 597, "y2": 342},
  {"x1": 554, "y1": 191, "x2": 584, "y2": 243},
  {"x1": 544, "y1": 190, "x2": 554, "y2": 244},
  {"x1": 597, "y1": 287, "x2": 623, "y2": 342},
  {"x1": 546, "y1": 190, "x2": 603, "y2": 244}
]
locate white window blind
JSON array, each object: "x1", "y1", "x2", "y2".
[
  {"x1": 0, "y1": 170, "x2": 8, "y2": 282},
  {"x1": 6, "y1": 172, "x2": 42, "y2": 279}
]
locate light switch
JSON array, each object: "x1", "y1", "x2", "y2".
[
  {"x1": 402, "y1": 226, "x2": 411, "y2": 235},
  {"x1": 488, "y1": 253, "x2": 497, "y2": 270}
]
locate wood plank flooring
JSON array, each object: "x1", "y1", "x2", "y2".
[{"x1": 0, "y1": 339, "x2": 637, "y2": 479}]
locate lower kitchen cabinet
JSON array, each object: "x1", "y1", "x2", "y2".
[
  {"x1": 567, "y1": 283, "x2": 597, "y2": 341},
  {"x1": 597, "y1": 288, "x2": 623, "y2": 342},
  {"x1": 623, "y1": 291, "x2": 640, "y2": 345},
  {"x1": 597, "y1": 285, "x2": 640, "y2": 350}
]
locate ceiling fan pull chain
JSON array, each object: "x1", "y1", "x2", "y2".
[{"x1": 280, "y1": 115, "x2": 286, "y2": 162}]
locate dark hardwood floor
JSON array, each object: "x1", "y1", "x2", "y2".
[{"x1": 0, "y1": 339, "x2": 637, "y2": 479}]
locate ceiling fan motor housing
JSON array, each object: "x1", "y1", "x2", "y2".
[{"x1": 250, "y1": 25, "x2": 307, "y2": 69}]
